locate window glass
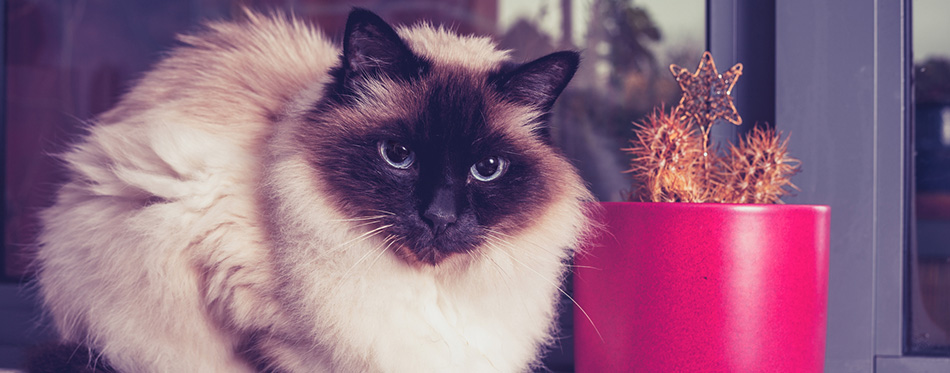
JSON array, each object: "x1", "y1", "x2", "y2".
[
  {"x1": 911, "y1": 0, "x2": 950, "y2": 355},
  {"x1": 4, "y1": 0, "x2": 704, "y2": 277},
  {"x1": 503, "y1": 0, "x2": 706, "y2": 202}
]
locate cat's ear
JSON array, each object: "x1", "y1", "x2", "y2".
[
  {"x1": 341, "y1": 8, "x2": 425, "y2": 86},
  {"x1": 493, "y1": 51, "x2": 580, "y2": 113}
]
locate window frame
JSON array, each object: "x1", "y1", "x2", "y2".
[
  {"x1": 773, "y1": 0, "x2": 916, "y2": 369},
  {"x1": 713, "y1": 0, "x2": 950, "y2": 370}
]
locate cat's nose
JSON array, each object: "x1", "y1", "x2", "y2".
[{"x1": 423, "y1": 187, "x2": 457, "y2": 234}]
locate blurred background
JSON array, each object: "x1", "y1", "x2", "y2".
[{"x1": 912, "y1": 0, "x2": 950, "y2": 356}]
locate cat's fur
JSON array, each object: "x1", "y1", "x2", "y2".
[{"x1": 34, "y1": 9, "x2": 592, "y2": 372}]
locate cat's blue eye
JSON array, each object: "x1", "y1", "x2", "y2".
[
  {"x1": 470, "y1": 156, "x2": 508, "y2": 182},
  {"x1": 378, "y1": 140, "x2": 415, "y2": 169}
]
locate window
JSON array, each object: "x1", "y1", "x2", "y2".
[
  {"x1": 911, "y1": 0, "x2": 950, "y2": 356},
  {"x1": 774, "y1": 0, "x2": 950, "y2": 370}
]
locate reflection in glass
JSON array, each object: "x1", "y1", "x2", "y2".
[
  {"x1": 912, "y1": 0, "x2": 950, "y2": 355},
  {"x1": 501, "y1": 0, "x2": 705, "y2": 202}
]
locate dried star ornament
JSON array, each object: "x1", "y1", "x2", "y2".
[{"x1": 669, "y1": 51, "x2": 743, "y2": 127}]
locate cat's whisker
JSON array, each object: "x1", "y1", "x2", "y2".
[
  {"x1": 483, "y1": 239, "x2": 605, "y2": 344},
  {"x1": 484, "y1": 232, "x2": 580, "y2": 277},
  {"x1": 326, "y1": 215, "x2": 391, "y2": 223},
  {"x1": 479, "y1": 250, "x2": 510, "y2": 281},
  {"x1": 366, "y1": 209, "x2": 395, "y2": 216},
  {"x1": 337, "y1": 234, "x2": 400, "y2": 285},
  {"x1": 348, "y1": 219, "x2": 388, "y2": 230},
  {"x1": 481, "y1": 231, "x2": 566, "y2": 270},
  {"x1": 366, "y1": 235, "x2": 399, "y2": 271},
  {"x1": 483, "y1": 228, "x2": 566, "y2": 259},
  {"x1": 483, "y1": 233, "x2": 556, "y2": 269},
  {"x1": 324, "y1": 224, "x2": 394, "y2": 255},
  {"x1": 336, "y1": 235, "x2": 394, "y2": 285},
  {"x1": 475, "y1": 250, "x2": 520, "y2": 314},
  {"x1": 483, "y1": 232, "x2": 596, "y2": 278},
  {"x1": 482, "y1": 233, "x2": 567, "y2": 270}
]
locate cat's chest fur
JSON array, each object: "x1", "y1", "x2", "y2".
[{"x1": 34, "y1": 8, "x2": 591, "y2": 373}]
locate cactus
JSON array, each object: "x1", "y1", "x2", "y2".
[
  {"x1": 711, "y1": 126, "x2": 800, "y2": 204},
  {"x1": 622, "y1": 108, "x2": 708, "y2": 202},
  {"x1": 624, "y1": 52, "x2": 800, "y2": 204}
]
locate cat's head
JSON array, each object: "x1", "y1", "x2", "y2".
[{"x1": 294, "y1": 9, "x2": 586, "y2": 266}]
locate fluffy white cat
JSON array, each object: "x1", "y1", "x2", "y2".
[{"x1": 34, "y1": 8, "x2": 592, "y2": 372}]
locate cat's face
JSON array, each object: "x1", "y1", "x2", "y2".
[{"x1": 296, "y1": 10, "x2": 579, "y2": 266}]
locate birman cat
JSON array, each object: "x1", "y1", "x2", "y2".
[{"x1": 34, "y1": 8, "x2": 592, "y2": 372}]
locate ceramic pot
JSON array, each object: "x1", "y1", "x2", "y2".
[{"x1": 574, "y1": 202, "x2": 830, "y2": 372}]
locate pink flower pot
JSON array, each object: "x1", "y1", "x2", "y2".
[{"x1": 574, "y1": 202, "x2": 830, "y2": 372}]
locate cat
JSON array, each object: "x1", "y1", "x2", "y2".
[{"x1": 33, "y1": 8, "x2": 593, "y2": 372}]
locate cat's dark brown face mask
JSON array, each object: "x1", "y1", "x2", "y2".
[{"x1": 300, "y1": 9, "x2": 578, "y2": 266}]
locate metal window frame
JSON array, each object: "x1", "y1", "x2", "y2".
[{"x1": 710, "y1": 0, "x2": 950, "y2": 370}]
